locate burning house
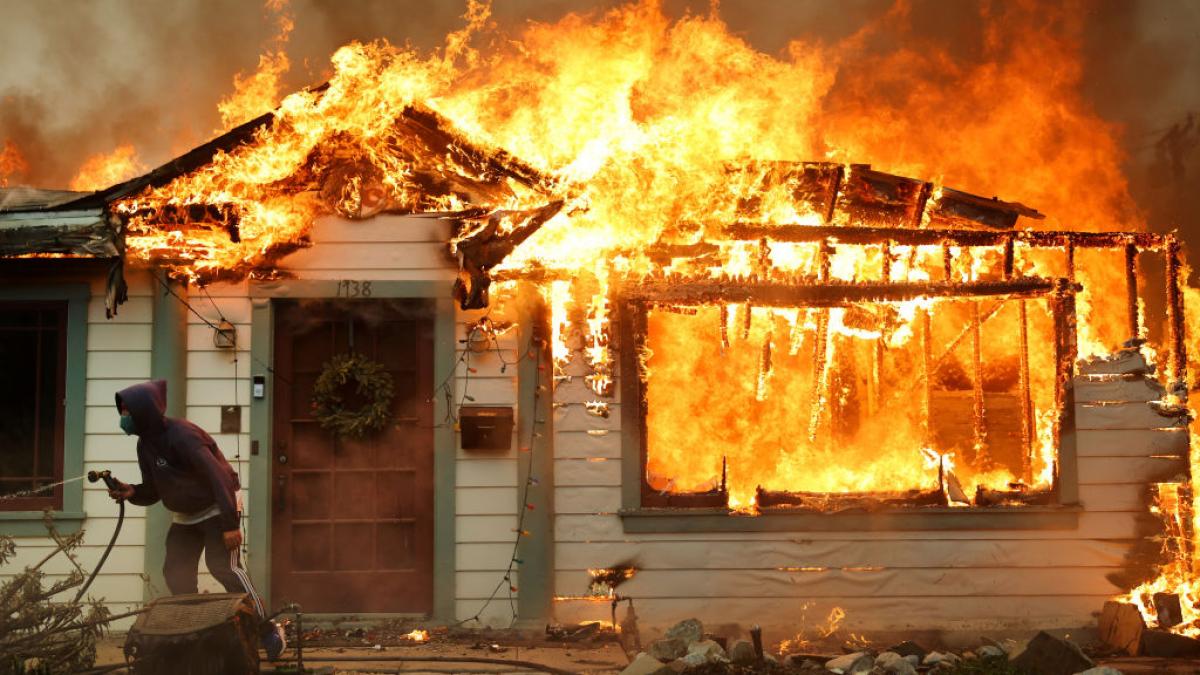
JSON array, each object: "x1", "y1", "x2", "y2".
[{"x1": 0, "y1": 3, "x2": 1197, "y2": 648}]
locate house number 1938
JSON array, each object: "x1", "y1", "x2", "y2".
[{"x1": 336, "y1": 280, "x2": 373, "y2": 297}]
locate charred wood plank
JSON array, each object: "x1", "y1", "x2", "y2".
[
  {"x1": 835, "y1": 165, "x2": 931, "y2": 228},
  {"x1": 724, "y1": 223, "x2": 1166, "y2": 251},
  {"x1": 1166, "y1": 236, "x2": 1188, "y2": 385},
  {"x1": 926, "y1": 187, "x2": 1043, "y2": 230},
  {"x1": 1098, "y1": 600, "x2": 1145, "y2": 656},
  {"x1": 755, "y1": 487, "x2": 944, "y2": 510},
  {"x1": 621, "y1": 277, "x2": 1068, "y2": 307},
  {"x1": 451, "y1": 200, "x2": 565, "y2": 309}
]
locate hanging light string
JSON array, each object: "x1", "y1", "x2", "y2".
[{"x1": 455, "y1": 313, "x2": 545, "y2": 627}]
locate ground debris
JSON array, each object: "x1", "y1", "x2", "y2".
[
  {"x1": 1009, "y1": 631, "x2": 1094, "y2": 675},
  {"x1": 1098, "y1": 601, "x2": 1146, "y2": 656}
]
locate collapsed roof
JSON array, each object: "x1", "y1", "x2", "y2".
[{"x1": 0, "y1": 87, "x2": 1045, "y2": 315}]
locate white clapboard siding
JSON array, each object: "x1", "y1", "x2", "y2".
[
  {"x1": 551, "y1": 347, "x2": 1184, "y2": 634},
  {"x1": 555, "y1": 538, "x2": 1133, "y2": 571},
  {"x1": 553, "y1": 595, "x2": 1112, "y2": 635},
  {"x1": 457, "y1": 515, "x2": 520, "y2": 543}
]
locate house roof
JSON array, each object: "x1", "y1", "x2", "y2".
[{"x1": 0, "y1": 186, "x2": 94, "y2": 212}]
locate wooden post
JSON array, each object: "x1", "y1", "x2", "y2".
[
  {"x1": 1124, "y1": 243, "x2": 1140, "y2": 340},
  {"x1": 1003, "y1": 235, "x2": 1016, "y2": 280},
  {"x1": 808, "y1": 309, "x2": 831, "y2": 442},
  {"x1": 942, "y1": 243, "x2": 954, "y2": 282},
  {"x1": 881, "y1": 240, "x2": 893, "y2": 282},
  {"x1": 1166, "y1": 236, "x2": 1188, "y2": 386},
  {"x1": 871, "y1": 337, "x2": 883, "y2": 417},
  {"x1": 922, "y1": 308, "x2": 934, "y2": 444},
  {"x1": 1018, "y1": 299, "x2": 1034, "y2": 483},
  {"x1": 1052, "y1": 279, "x2": 1079, "y2": 504},
  {"x1": 971, "y1": 301, "x2": 986, "y2": 459},
  {"x1": 818, "y1": 239, "x2": 833, "y2": 281},
  {"x1": 1065, "y1": 241, "x2": 1076, "y2": 281}
]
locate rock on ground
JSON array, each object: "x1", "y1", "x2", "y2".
[
  {"x1": 619, "y1": 648, "x2": 676, "y2": 672},
  {"x1": 886, "y1": 641, "x2": 928, "y2": 660},
  {"x1": 978, "y1": 645, "x2": 1007, "y2": 659},
  {"x1": 872, "y1": 652, "x2": 918, "y2": 675},
  {"x1": 620, "y1": 652, "x2": 673, "y2": 675},
  {"x1": 1011, "y1": 631, "x2": 1094, "y2": 675},
  {"x1": 647, "y1": 638, "x2": 687, "y2": 661},
  {"x1": 1073, "y1": 668, "x2": 1123, "y2": 675},
  {"x1": 826, "y1": 651, "x2": 874, "y2": 674},
  {"x1": 923, "y1": 651, "x2": 961, "y2": 667},
  {"x1": 727, "y1": 639, "x2": 756, "y2": 665},
  {"x1": 687, "y1": 639, "x2": 727, "y2": 662},
  {"x1": 665, "y1": 619, "x2": 704, "y2": 646}
]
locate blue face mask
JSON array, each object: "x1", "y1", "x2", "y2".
[{"x1": 119, "y1": 414, "x2": 137, "y2": 436}]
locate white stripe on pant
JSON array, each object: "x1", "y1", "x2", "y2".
[{"x1": 230, "y1": 547, "x2": 266, "y2": 618}]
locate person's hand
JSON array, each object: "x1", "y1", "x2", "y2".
[
  {"x1": 108, "y1": 481, "x2": 134, "y2": 502},
  {"x1": 223, "y1": 529, "x2": 243, "y2": 551}
]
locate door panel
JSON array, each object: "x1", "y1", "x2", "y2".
[{"x1": 271, "y1": 299, "x2": 435, "y2": 614}]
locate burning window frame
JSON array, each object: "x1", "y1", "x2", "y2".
[{"x1": 614, "y1": 226, "x2": 1189, "y2": 519}]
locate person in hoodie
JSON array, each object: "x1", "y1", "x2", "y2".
[{"x1": 106, "y1": 380, "x2": 265, "y2": 618}]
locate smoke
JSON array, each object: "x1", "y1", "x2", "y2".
[{"x1": 0, "y1": 0, "x2": 1196, "y2": 236}]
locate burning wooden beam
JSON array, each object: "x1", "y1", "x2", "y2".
[
  {"x1": 927, "y1": 187, "x2": 1044, "y2": 230},
  {"x1": 836, "y1": 165, "x2": 931, "y2": 229},
  {"x1": 1124, "y1": 242, "x2": 1140, "y2": 340},
  {"x1": 724, "y1": 223, "x2": 1168, "y2": 251},
  {"x1": 621, "y1": 276, "x2": 1070, "y2": 307},
  {"x1": 1165, "y1": 235, "x2": 1188, "y2": 386}
]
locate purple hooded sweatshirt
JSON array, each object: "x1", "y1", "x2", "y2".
[{"x1": 115, "y1": 380, "x2": 241, "y2": 532}]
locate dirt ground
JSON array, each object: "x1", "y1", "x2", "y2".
[
  {"x1": 94, "y1": 635, "x2": 630, "y2": 674},
  {"x1": 91, "y1": 634, "x2": 1200, "y2": 674}
]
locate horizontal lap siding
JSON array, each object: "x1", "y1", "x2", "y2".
[{"x1": 551, "y1": 347, "x2": 1184, "y2": 635}]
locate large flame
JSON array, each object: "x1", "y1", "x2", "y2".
[
  {"x1": 217, "y1": 0, "x2": 295, "y2": 131},
  {"x1": 86, "y1": 0, "x2": 1200, "y2": 630},
  {"x1": 69, "y1": 144, "x2": 145, "y2": 192}
]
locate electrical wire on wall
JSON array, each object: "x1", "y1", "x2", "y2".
[{"x1": 151, "y1": 275, "x2": 251, "y2": 566}]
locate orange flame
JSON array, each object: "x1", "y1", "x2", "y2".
[
  {"x1": 217, "y1": 0, "x2": 294, "y2": 131},
  {"x1": 69, "y1": 144, "x2": 145, "y2": 191},
  {"x1": 402, "y1": 629, "x2": 430, "y2": 643},
  {"x1": 0, "y1": 140, "x2": 28, "y2": 187}
]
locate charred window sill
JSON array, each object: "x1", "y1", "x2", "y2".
[{"x1": 618, "y1": 504, "x2": 1081, "y2": 533}]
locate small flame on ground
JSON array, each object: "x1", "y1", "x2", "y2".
[{"x1": 403, "y1": 629, "x2": 430, "y2": 643}]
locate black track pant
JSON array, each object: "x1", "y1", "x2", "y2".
[{"x1": 163, "y1": 516, "x2": 265, "y2": 618}]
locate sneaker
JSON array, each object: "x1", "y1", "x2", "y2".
[{"x1": 260, "y1": 620, "x2": 287, "y2": 661}]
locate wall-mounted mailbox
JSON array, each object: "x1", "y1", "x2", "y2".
[{"x1": 459, "y1": 406, "x2": 514, "y2": 451}]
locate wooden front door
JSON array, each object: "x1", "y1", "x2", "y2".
[{"x1": 271, "y1": 299, "x2": 435, "y2": 613}]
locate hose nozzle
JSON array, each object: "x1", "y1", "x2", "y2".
[{"x1": 87, "y1": 470, "x2": 119, "y2": 491}]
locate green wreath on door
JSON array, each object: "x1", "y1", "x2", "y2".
[{"x1": 311, "y1": 352, "x2": 395, "y2": 438}]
